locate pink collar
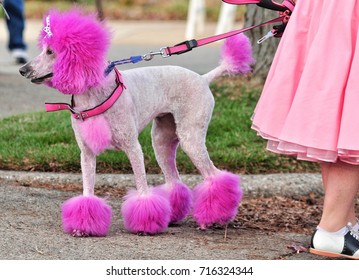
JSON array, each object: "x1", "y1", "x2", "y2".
[{"x1": 45, "y1": 67, "x2": 126, "y2": 121}]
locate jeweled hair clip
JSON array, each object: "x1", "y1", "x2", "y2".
[{"x1": 43, "y1": 15, "x2": 53, "y2": 38}]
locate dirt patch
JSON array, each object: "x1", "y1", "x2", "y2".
[{"x1": 236, "y1": 194, "x2": 322, "y2": 235}]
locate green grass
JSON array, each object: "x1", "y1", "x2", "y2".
[{"x1": 0, "y1": 77, "x2": 319, "y2": 174}]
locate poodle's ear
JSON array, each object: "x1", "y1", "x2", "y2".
[{"x1": 51, "y1": 47, "x2": 106, "y2": 95}]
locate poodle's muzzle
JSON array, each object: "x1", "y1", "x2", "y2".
[{"x1": 19, "y1": 64, "x2": 53, "y2": 84}]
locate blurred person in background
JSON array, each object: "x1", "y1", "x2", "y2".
[{"x1": 3, "y1": 0, "x2": 28, "y2": 64}]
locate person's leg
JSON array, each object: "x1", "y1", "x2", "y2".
[
  {"x1": 310, "y1": 161, "x2": 359, "y2": 259},
  {"x1": 320, "y1": 161, "x2": 359, "y2": 231},
  {"x1": 4, "y1": 0, "x2": 27, "y2": 63}
]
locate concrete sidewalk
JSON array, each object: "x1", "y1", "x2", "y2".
[{"x1": 0, "y1": 170, "x2": 324, "y2": 260}]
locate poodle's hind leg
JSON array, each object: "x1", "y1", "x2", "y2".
[
  {"x1": 151, "y1": 114, "x2": 193, "y2": 224},
  {"x1": 121, "y1": 138, "x2": 171, "y2": 235},
  {"x1": 176, "y1": 113, "x2": 243, "y2": 230}
]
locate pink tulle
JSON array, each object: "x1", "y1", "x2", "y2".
[
  {"x1": 61, "y1": 195, "x2": 112, "y2": 237},
  {"x1": 159, "y1": 182, "x2": 193, "y2": 223},
  {"x1": 121, "y1": 187, "x2": 171, "y2": 234},
  {"x1": 220, "y1": 33, "x2": 255, "y2": 75},
  {"x1": 77, "y1": 115, "x2": 112, "y2": 155},
  {"x1": 253, "y1": 127, "x2": 359, "y2": 165},
  {"x1": 193, "y1": 171, "x2": 243, "y2": 228}
]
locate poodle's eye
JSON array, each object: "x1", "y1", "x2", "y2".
[{"x1": 46, "y1": 49, "x2": 54, "y2": 55}]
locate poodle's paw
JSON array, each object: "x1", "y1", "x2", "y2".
[
  {"x1": 193, "y1": 171, "x2": 243, "y2": 228},
  {"x1": 121, "y1": 187, "x2": 171, "y2": 235},
  {"x1": 159, "y1": 181, "x2": 193, "y2": 223},
  {"x1": 71, "y1": 229, "x2": 90, "y2": 237},
  {"x1": 61, "y1": 195, "x2": 112, "y2": 237}
]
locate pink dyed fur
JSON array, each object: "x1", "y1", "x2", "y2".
[
  {"x1": 39, "y1": 9, "x2": 110, "y2": 94},
  {"x1": 193, "y1": 171, "x2": 243, "y2": 227},
  {"x1": 77, "y1": 116, "x2": 112, "y2": 155},
  {"x1": 159, "y1": 182, "x2": 193, "y2": 223},
  {"x1": 62, "y1": 195, "x2": 112, "y2": 237},
  {"x1": 121, "y1": 187, "x2": 171, "y2": 234},
  {"x1": 220, "y1": 33, "x2": 255, "y2": 75}
]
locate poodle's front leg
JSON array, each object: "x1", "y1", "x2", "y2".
[
  {"x1": 61, "y1": 148, "x2": 112, "y2": 237},
  {"x1": 81, "y1": 150, "x2": 96, "y2": 196},
  {"x1": 121, "y1": 139, "x2": 171, "y2": 235}
]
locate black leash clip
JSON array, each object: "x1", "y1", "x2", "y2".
[
  {"x1": 256, "y1": 0, "x2": 294, "y2": 12},
  {"x1": 171, "y1": 39, "x2": 198, "y2": 55}
]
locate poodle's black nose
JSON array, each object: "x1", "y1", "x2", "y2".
[{"x1": 19, "y1": 65, "x2": 29, "y2": 76}]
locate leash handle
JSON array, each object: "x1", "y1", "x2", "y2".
[
  {"x1": 222, "y1": 0, "x2": 295, "y2": 42},
  {"x1": 222, "y1": 0, "x2": 295, "y2": 12}
]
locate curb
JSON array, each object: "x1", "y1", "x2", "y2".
[{"x1": 0, "y1": 170, "x2": 323, "y2": 197}]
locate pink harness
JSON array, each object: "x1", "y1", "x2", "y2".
[{"x1": 45, "y1": 67, "x2": 125, "y2": 121}]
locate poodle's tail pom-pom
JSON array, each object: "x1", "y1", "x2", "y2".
[{"x1": 220, "y1": 33, "x2": 255, "y2": 75}]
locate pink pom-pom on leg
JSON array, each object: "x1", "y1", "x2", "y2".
[
  {"x1": 193, "y1": 171, "x2": 243, "y2": 229},
  {"x1": 121, "y1": 187, "x2": 171, "y2": 234},
  {"x1": 62, "y1": 195, "x2": 112, "y2": 237},
  {"x1": 159, "y1": 181, "x2": 193, "y2": 223}
]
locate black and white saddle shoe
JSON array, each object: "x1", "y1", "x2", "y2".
[{"x1": 310, "y1": 224, "x2": 359, "y2": 260}]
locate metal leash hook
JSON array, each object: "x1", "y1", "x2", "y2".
[
  {"x1": 104, "y1": 48, "x2": 170, "y2": 76},
  {"x1": 142, "y1": 47, "x2": 170, "y2": 61},
  {"x1": 257, "y1": 30, "x2": 276, "y2": 44},
  {"x1": 0, "y1": 1, "x2": 10, "y2": 20}
]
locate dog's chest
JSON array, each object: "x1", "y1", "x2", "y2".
[{"x1": 75, "y1": 115, "x2": 113, "y2": 155}]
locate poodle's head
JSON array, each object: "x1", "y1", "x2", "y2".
[{"x1": 20, "y1": 9, "x2": 111, "y2": 95}]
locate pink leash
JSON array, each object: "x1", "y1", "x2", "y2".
[
  {"x1": 106, "y1": 0, "x2": 295, "y2": 74},
  {"x1": 163, "y1": 16, "x2": 284, "y2": 57},
  {"x1": 164, "y1": 0, "x2": 295, "y2": 56},
  {"x1": 45, "y1": 67, "x2": 126, "y2": 120}
]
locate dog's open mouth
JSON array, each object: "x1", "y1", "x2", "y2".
[{"x1": 31, "y1": 73, "x2": 53, "y2": 84}]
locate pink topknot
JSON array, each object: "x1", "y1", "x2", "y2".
[
  {"x1": 220, "y1": 33, "x2": 255, "y2": 75},
  {"x1": 39, "y1": 9, "x2": 111, "y2": 94}
]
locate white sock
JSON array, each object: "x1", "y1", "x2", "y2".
[{"x1": 316, "y1": 225, "x2": 349, "y2": 236}]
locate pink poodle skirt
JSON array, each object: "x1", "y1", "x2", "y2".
[{"x1": 251, "y1": 0, "x2": 359, "y2": 164}]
